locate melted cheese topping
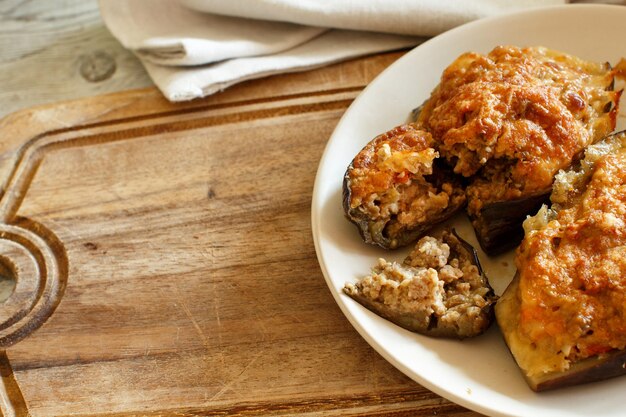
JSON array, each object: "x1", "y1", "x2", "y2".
[
  {"x1": 514, "y1": 149, "x2": 626, "y2": 376},
  {"x1": 348, "y1": 124, "x2": 436, "y2": 211},
  {"x1": 347, "y1": 124, "x2": 463, "y2": 243},
  {"x1": 417, "y1": 45, "x2": 618, "y2": 214}
]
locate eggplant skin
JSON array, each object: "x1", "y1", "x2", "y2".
[
  {"x1": 343, "y1": 124, "x2": 466, "y2": 250},
  {"x1": 470, "y1": 192, "x2": 550, "y2": 255},
  {"x1": 530, "y1": 350, "x2": 626, "y2": 392},
  {"x1": 344, "y1": 229, "x2": 498, "y2": 339}
]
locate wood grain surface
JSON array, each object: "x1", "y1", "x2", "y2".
[
  {"x1": 0, "y1": 52, "x2": 483, "y2": 416},
  {"x1": 0, "y1": 0, "x2": 152, "y2": 120}
]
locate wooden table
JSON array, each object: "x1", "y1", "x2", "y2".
[
  {"x1": 0, "y1": 0, "x2": 152, "y2": 120},
  {"x1": 0, "y1": 1, "x2": 482, "y2": 416}
]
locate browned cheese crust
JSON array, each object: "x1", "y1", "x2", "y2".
[
  {"x1": 347, "y1": 124, "x2": 438, "y2": 212},
  {"x1": 416, "y1": 45, "x2": 619, "y2": 216},
  {"x1": 344, "y1": 124, "x2": 465, "y2": 249}
]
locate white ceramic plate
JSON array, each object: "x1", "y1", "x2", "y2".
[{"x1": 311, "y1": 5, "x2": 626, "y2": 417}]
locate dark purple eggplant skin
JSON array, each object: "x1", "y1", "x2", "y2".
[
  {"x1": 409, "y1": 102, "x2": 426, "y2": 123},
  {"x1": 342, "y1": 159, "x2": 466, "y2": 250},
  {"x1": 531, "y1": 349, "x2": 626, "y2": 392},
  {"x1": 470, "y1": 192, "x2": 550, "y2": 256},
  {"x1": 344, "y1": 229, "x2": 498, "y2": 339}
]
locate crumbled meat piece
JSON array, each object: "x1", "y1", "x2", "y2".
[
  {"x1": 343, "y1": 231, "x2": 497, "y2": 338},
  {"x1": 405, "y1": 236, "x2": 450, "y2": 269}
]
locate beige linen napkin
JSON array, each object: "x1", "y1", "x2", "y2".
[{"x1": 100, "y1": 0, "x2": 566, "y2": 101}]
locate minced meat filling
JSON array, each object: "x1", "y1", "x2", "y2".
[
  {"x1": 344, "y1": 233, "x2": 493, "y2": 337},
  {"x1": 380, "y1": 182, "x2": 453, "y2": 240}
]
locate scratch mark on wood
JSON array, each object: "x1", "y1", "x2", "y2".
[
  {"x1": 33, "y1": 109, "x2": 74, "y2": 129},
  {"x1": 208, "y1": 349, "x2": 266, "y2": 402},
  {"x1": 211, "y1": 268, "x2": 226, "y2": 369},
  {"x1": 173, "y1": 285, "x2": 210, "y2": 350}
]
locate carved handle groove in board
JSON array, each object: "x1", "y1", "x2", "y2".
[{"x1": 0, "y1": 131, "x2": 71, "y2": 417}]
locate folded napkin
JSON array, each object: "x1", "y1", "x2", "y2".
[{"x1": 100, "y1": 0, "x2": 565, "y2": 102}]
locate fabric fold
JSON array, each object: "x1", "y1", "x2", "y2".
[
  {"x1": 180, "y1": 0, "x2": 565, "y2": 36},
  {"x1": 100, "y1": 0, "x2": 568, "y2": 101},
  {"x1": 100, "y1": 0, "x2": 328, "y2": 66},
  {"x1": 141, "y1": 30, "x2": 421, "y2": 101}
]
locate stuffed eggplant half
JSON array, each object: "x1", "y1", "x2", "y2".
[
  {"x1": 416, "y1": 46, "x2": 621, "y2": 254},
  {"x1": 496, "y1": 131, "x2": 626, "y2": 391},
  {"x1": 344, "y1": 229, "x2": 497, "y2": 338},
  {"x1": 343, "y1": 124, "x2": 465, "y2": 249}
]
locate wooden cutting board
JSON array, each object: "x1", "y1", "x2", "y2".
[{"x1": 0, "y1": 52, "x2": 479, "y2": 417}]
